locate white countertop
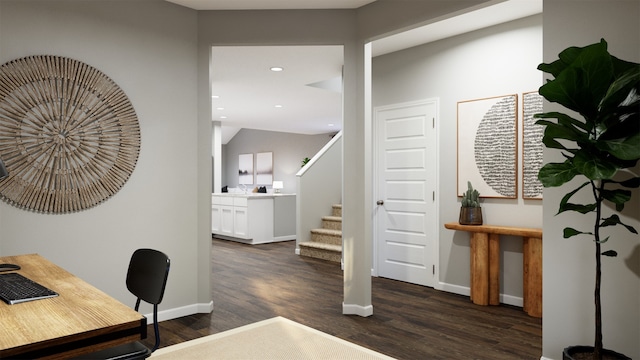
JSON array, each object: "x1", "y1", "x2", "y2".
[{"x1": 212, "y1": 193, "x2": 295, "y2": 198}]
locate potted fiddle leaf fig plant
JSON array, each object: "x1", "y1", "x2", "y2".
[
  {"x1": 535, "y1": 39, "x2": 639, "y2": 360},
  {"x1": 459, "y1": 181, "x2": 482, "y2": 225}
]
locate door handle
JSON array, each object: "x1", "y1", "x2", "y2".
[{"x1": 377, "y1": 200, "x2": 384, "y2": 205}]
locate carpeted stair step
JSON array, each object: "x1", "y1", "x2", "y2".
[
  {"x1": 332, "y1": 204, "x2": 342, "y2": 217},
  {"x1": 299, "y1": 204, "x2": 342, "y2": 263},
  {"x1": 299, "y1": 241, "x2": 342, "y2": 263},
  {"x1": 321, "y1": 216, "x2": 342, "y2": 231},
  {"x1": 310, "y1": 228, "x2": 342, "y2": 245}
]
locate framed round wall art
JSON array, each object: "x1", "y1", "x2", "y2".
[{"x1": 0, "y1": 55, "x2": 140, "y2": 213}]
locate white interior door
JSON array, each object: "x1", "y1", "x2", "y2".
[{"x1": 375, "y1": 99, "x2": 437, "y2": 287}]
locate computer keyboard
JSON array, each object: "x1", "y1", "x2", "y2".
[{"x1": 0, "y1": 273, "x2": 59, "y2": 305}]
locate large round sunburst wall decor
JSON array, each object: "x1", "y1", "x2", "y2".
[{"x1": 0, "y1": 55, "x2": 140, "y2": 213}]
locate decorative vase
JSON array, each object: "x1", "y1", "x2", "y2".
[
  {"x1": 459, "y1": 207, "x2": 482, "y2": 225},
  {"x1": 563, "y1": 346, "x2": 631, "y2": 360}
]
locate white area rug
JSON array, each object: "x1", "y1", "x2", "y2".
[{"x1": 150, "y1": 316, "x2": 395, "y2": 359}]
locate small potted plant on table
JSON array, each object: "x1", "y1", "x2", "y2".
[{"x1": 459, "y1": 181, "x2": 482, "y2": 225}]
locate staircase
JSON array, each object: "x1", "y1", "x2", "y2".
[{"x1": 299, "y1": 204, "x2": 342, "y2": 263}]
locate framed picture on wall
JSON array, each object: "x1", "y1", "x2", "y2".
[
  {"x1": 522, "y1": 91, "x2": 544, "y2": 199},
  {"x1": 238, "y1": 153, "x2": 253, "y2": 185},
  {"x1": 256, "y1": 152, "x2": 273, "y2": 185},
  {"x1": 457, "y1": 94, "x2": 518, "y2": 198}
]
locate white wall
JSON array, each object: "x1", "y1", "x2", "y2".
[
  {"x1": 541, "y1": 1, "x2": 640, "y2": 358},
  {"x1": 0, "y1": 0, "x2": 210, "y2": 318},
  {"x1": 373, "y1": 15, "x2": 543, "y2": 302},
  {"x1": 296, "y1": 133, "x2": 343, "y2": 246},
  {"x1": 222, "y1": 129, "x2": 334, "y2": 194}
]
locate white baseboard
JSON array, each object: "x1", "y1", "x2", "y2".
[
  {"x1": 437, "y1": 281, "x2": 470, "y2": 296},
  {"x1": 437, "y1": 282, "x2": 523, "y2": 307},
  {"x1": 540, "y1": 356, "x2": 554, "y2": 360},
  {"x1": 342, "y1": 302, "x2": 373, "y2": 317},
  {"x1": 145, "y1": 301, "x2": 214, "y2": 324},
  {"x1": 150, "y1": 284, "x2": 522, "y2": 325},
  {"x1": 295, "y1": 247, "x2": 300, "y2": 255},
  {"x1": 501, "y1": 293, "x2": 523, "y2": 307}
]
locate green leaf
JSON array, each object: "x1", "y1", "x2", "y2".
[
  {"x1": 538, "y1": 57, "x2": 572, "y2": 78},
  {"x1": 600, "y1": 64, "x2": 640, "y2": 111},
  {"x1": 602, "y1": 250, "x2": 618, "y2": 257},
  {"x1": 598, "y1": 107, "x2": 639, "y2": 141},
  {"x1": 535, "y1": 112, "x2": 589, "y2": 132},
  {"x1": 537, "y1": 43, "x2": 586, "y2": 77},
  {"x1": 563, "y1": 227, "x2": 588, "y2": 238},
  {"x1": 600, "y1": 131, "x2": 640, "y2": 161},
  {"x1": 538, "y1": 60, "x2": 565, "y2": 78},
  {"x1": 615, "y1": 177, "x2": 640, "y2": 188},
  {"x1": 560, "y1": 203, "x2": 597, "y2": 214},
  {"x1": 601, "y1": 214, "x2": 622, "y2": 227},
  {"x1": 573, "y1": 150, "x2": 619, "y2": 180},
  {"x1": 558, "y1": 182, "x2": 593, "y2": 215},
  {"x1": 600, "y1": 188, "x2": 631, "y2": 206},
  {"x1": 540, "y1": 41, "x2": 614, "y2": 118},
  {"x1": 601, "y1": 214, "x2": 638, "y2": 234},
  {"x1": 538, "y1": 161, "x2": 579, "y2": 187},
  {"x1": 541, "y1": 137, "x2": 568, "y2": 150},
  {"x1": 538, "y1": 67, "x2": 588, "y2": 116},
  {"x1": 541, "y1": 120, "x2": 585, "y2": 142}
]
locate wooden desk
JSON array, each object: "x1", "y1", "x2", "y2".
[
  {"x1": 444, "y1": 223, "x2": 542, "y2": 318},
  {"x1": 0, "y1": 254, "x2": 147, "y2": 359}
]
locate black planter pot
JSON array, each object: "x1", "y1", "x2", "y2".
[
  {"x1": 563, "y1": 346, "x2": 631, "y2": 360},
  {"x1": 459, "y1": 207, "x2": 482, "y2": 225}
]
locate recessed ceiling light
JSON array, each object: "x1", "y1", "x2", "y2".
[
  {"x1": 220, "y1": 116, "x2": 227, "y2": 119},
  {"x1": 328, "y1": 123, "x2": 335, "y2": 127},
  {"x1": 270, "y1": 67, "x2": 284, "y2": 72},
  {"x1": 217, "y1": 107, "x2": 224, "y2": 110},
  {"x1": 275, "y1": 105, "x2": 283, "y2": 108},
  {"x1": 212, "y1": 95, "x2": 219, "y2": 99}
]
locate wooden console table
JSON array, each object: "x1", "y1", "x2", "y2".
[{"x1": 444, "y1": 222, "x2": 542, "y2": 318}]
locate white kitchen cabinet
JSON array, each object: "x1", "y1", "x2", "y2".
[
  {"x1": 212, "y1": 195, "x2": 234, "y2": 236},
  {"x1": 211, "y1": 193, "x2": 295, "y2": 244},
  {"x1": 232, "y1": 206, "x2": 248, "y2": 238}
]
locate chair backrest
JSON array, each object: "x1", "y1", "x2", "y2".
[{"x1": 126, "y1": 249, "x2": 170, "y2": 306}]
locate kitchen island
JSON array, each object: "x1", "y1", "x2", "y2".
[{"x1": 211, "y1": 193, "x2": 296, "y2": 244}]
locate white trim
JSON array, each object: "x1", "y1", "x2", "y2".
[
  {"x1": 433, "y1": 99, "x2": 441, "y2": 287},
  {"x1": 540, "y1": 357, "x2": 554, "y2": 360},
  {"x1": 296, "y1": 131, "x2": 342, "y2": 177},
  {"x1": 342, "y1": 303, "x2": 374, "y2": 317},
  {"x1": 437, "y1": 281, "x2": 524, "y2": 307},
  {"x1": 437, "y1": 281, "x2": 470, "y2": 296},
  {"x1": 501, "y1": 293, "x2": 523, "y2": 308},
  {"x1": 144, "y1": 301, "x2": 214, "y2": 324}
]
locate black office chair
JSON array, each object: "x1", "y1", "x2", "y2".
[{"x1": 79, "y1": 248, "x2": 170, "y2": 360}]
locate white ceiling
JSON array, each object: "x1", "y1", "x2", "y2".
[
  {"x1": 211, "y1": 46, "x2": 344, "y2": 140},
  {"x1": 164, "y1": 0, "x2": 542, "y2": 144}
]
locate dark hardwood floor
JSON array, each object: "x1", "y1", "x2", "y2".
[{"x1": 141, "y1": 237, "x2": 542, "y2": 359}]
